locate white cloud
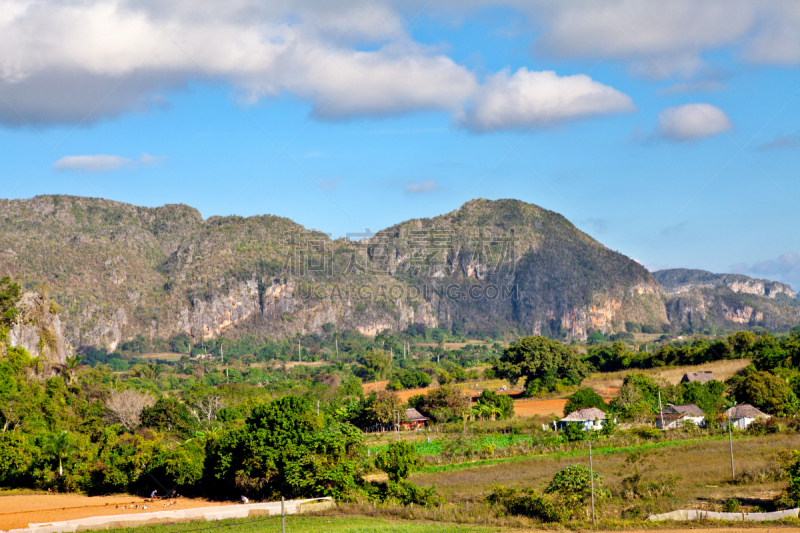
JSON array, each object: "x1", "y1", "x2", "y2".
[
  {"x1": 656, "y1": 103, "x2": 733, "y2": 141},
  {"x1": 0, "y1": 0, "x2": 639, "y2": 131},
  {"x1": 53, "y1": 155, "x2": 132, "y2": 173},
  {"x1": 730, "y1": 252, "x2": 800, "y2": 290},
  {"x1": 507, "y1": 0, "x2": 800, "y2": 77},
  {"x1": 459, "y1": 68, "x2": 635, "y2": 132},
  {"x1": 53, "y1": 152, "x2": 166, "y2": 172},
  {"x1": 404, "y1": 180, "x2": 443, "y2": 194},
  {"x1": 0, "y1": 0, "x2": 476, "y2": 126}
]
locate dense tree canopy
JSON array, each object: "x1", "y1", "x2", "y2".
[
  {"x1": 727, "y1": 370, "x2": 799, "y2": 416},
  {"x1": 493, "y1": 336, "x2": 590, "y2": 395},
  {"x1": 563, "y1": 387, "x2": 607, "y2": 415}
]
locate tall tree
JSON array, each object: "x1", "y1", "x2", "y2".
[{"x1": 493, "y1": 336, "x2": 590, "y2": 395}]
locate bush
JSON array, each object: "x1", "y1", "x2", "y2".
[
  {"x1": 563, "y1": 423, "x2": 587, "y2": 442},
  {"x1": 386, "y1": 479, "x2": 439, "y2": 506},
  {"x1": 487, "y1": 485, "x2": 569, "y2": 522},
  {"x1": 722, "y1": 498, "x2": 741, "y2": 512},
  {"x1": 632, "y1": 426, "x2": 661, "y2": 440},
  {"x1": 545, "y1": 464, "x2": 608, "y2": 514},
  {"x1": 375, "y1": 441, "x2": 421, "y2": 482}
]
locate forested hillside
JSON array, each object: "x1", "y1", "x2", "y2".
[{"x1": 0, "y1": 195, "x2": 667, "y2": 350}]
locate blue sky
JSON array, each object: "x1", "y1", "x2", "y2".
[{"x1": 1, "y1": 1, "x2": 799, "y2": 287}]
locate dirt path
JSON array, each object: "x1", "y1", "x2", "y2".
[{"x1": 0, "y1": 493, "x2": 234, "y2": 530}]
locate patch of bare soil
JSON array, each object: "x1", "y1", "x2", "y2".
[{"x1": 0, "y1": 493, "x2": 233, "y2": 530}]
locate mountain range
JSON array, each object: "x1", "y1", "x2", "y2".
[{"x1": 0, "y1": 195, "x2": 797, "y2": 352}]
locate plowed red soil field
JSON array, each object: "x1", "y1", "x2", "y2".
[{"x1": 0, "y1": 493, "x2": 233, "y2": 530}]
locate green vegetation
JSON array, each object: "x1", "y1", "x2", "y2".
[
  {"x1": 99, "y1": 516, "x2": 499, "y2": 533},
  {"x1": 563, "y1": 387, "x2": 607, "y2": 415},
  {"x1": 493, "y1": 336, "x2": 590, "y2": 395}
]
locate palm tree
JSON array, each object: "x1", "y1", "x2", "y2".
[
  {"x1": 43, "y1": 431, "x2": 75, "y2": 476},
  {"x1": 63, "y1": 355, "x2": 82, "y2": 384}
]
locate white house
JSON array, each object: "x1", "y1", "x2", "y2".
[
  {"x1": 656, "y1": 403, "x2": 706, "y2": 429},
  {"x1": 559, "y1": 407, "x2": 607, "y2": 431},
  {"x1": 725, "y1": 404, "x2": 770, "y2": 429}
]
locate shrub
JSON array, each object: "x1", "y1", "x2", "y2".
[
  {"x1": 563, "y1": 423, "x2": 587, "y2": 442},
  {"x1": 375, "y1": 441, "x2": 421, "y2": 482},
  {"x1": 386, "y1": 479, "x2": 439, "y2": 506},
  {"x1": 722, "y1": 498, "x2": 741, "y2": 512},
  {"x1": 487, "y1": 485, "x2": 568, "y2": 522},
  {"x1": 632, "y1": 427, "x2": 661, "y2": 440},
  {"x1": 545, "y1": 464, "x2": 608, "y2": 514}
]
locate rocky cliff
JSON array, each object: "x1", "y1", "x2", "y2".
[
  {"x1": 3, "y1": 196, "x2": 797, "y2": 349},
  {"x1": 8, "y1": 291, "x2": 72, "y2": 365},
  {"x1": 655, "y1": 269, "x2": 800, "y2": 331},
  {"x1": 654, "y1": 269, "x2": 797, "y2": 299},
  {"x1": 0, "y1": 195, "x2": 674, "y2": 347}
]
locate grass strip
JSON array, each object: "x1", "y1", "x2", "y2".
[
  {"x1": 103, "y1": 514, "x2": 499, "y2": 533},
  {"x1": 417, "y1": 434, "x2": 735, "y2": 474}
]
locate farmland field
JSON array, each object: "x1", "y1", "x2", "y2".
[{"x1": 0, "y1": 494, "x2": 234, "y2": 530}]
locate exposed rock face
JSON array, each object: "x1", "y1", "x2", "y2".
[
  {"x1": 8, "y1": 292, "x2": 72, "y2": 364},
  {"x1": 4, "y1": 195, "x2": 797, "y2": 349},
  {"x1": 655, "y1": 269, "x2": 797, "y2": 299},
  {"x1": 659, "y1": 269, "x2": 800, "y2": 331}
]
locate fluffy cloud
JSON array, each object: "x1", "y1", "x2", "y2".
[
  {"x1": 656, "y1": 103, "x2": 733, "y2": 141},
  {"x1": 0, "y1": 0, "x2": 475, "y2": 126},
  {"x1": 459, "y1": 68, "x2": 635, "y2": 132},
  {"x1": 404, "y1": 180, "x2": 443, "y2": 194},
  {"x1": 53, "y1": 155, "x2": 132, "y2": 173},
  {"x1": 508, "y1": 0, "x2": 800, "y2": 77},
  {"x1": 731, "y1": 252, "x2": 800, "y2": 290},
  {"x1": 53, "y1": 153, "x2": 165, "y2": 172},
  {"x1": 0, "y1": 0, "x2": 637, "y2": 130}
]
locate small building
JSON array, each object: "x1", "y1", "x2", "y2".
[
  {"x1": 680, "y1": 371, "x2": 716, "y2": 384},
  {"x1": 656, "y1": 403, "x2": 706, "y2": 429},
  {"x1": 559, "y1": 407, "x2": 607, "y2": 431},
  {"x1": 725, "y1": 404, "x2": 770, "y2": 429},
  {"x1": 401, "y1": 408, "x2": 429, "y2": 430}
]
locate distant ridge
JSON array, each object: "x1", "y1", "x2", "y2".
[{"x1": 0, "y1": 195, "x2": 798, "y2": 351}]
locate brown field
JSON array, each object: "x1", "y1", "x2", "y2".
[
  {"x1": 414, "y1": 433, "x2": 800, "y2": 513},
  {"x1": 583, "y1": 358, "x2": 751, "y2": 392},
  {"x1": 134, "y1": 352, "x2": 185, "y2": 361},
  {"x1": 511, "y1": 399, "x2": 567, "y2": 418},
  {"x1": 0, "y1": 493, "x2": 233, "y2": 530}
]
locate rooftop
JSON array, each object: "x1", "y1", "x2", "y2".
[
  {"x1": 725, "y1": 404, "x2": 770, "y2": 419},
  {"x1": 561, "y1": 407, "x2": 607, "y2": 422},
  {"x1": 662, "y1": 403, "x2": 705, "y2": 417},
  {"x1": 681, "y1": 371, "x2": 716, "y2": 384},
  {"x1": 405, "y1": 408, "x2": 429, "y2": 422}
]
